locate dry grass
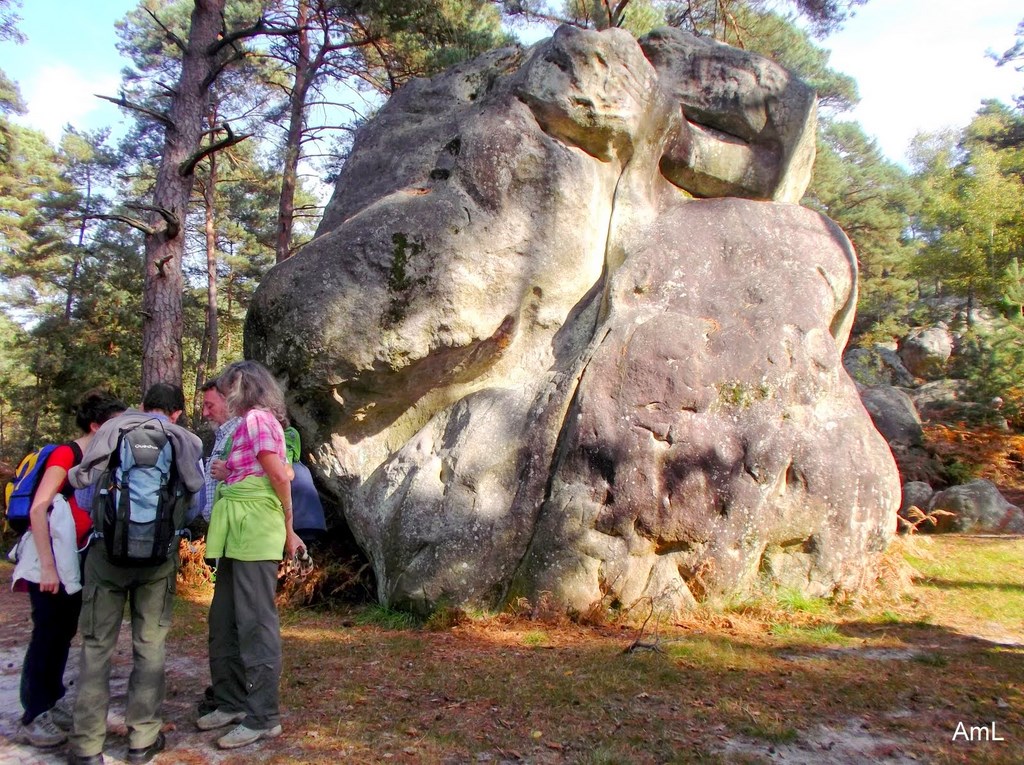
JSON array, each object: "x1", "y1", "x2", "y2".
[{"x1": 923, "y1": 423, "x2": 1024, "y2": 499}]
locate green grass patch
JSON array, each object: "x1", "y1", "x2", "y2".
[
  {"x1": 768, "y1": 623, "x2": 850, "y2": 645},
  {"x1": 775, "y1": 588, "x2": 831, "y2": 615},
  {"x1": 522, "y1": 629, "x2": 549, "y2": 647},
  {"x1": 355, "y1": 603, "x2": 419, "y2": 629},
  {"x1": 905, "y1": 536, "x2": 1024, "y2": 627}
]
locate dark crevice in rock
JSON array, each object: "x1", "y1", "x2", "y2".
[{"x1": 654, "y1": 539, "x2": 694, "y2": 555}]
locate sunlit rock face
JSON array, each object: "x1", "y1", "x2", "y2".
[{"x1": 246, "y1": 25, "x2": 899, "y2": 615}]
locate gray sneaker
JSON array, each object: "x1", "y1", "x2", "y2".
[
  {"x1": 20, "y1": 710, "x2": 67, "y2": 748},
  {"x1": 216, "y1": 723, "x2": 283, "y2": 749},
  {"x1": 196, "y1": 708, "x2": 246, "y2": 731},
  {"x1": 50, "y1": 696, "x2": 74, "y2": 730}
]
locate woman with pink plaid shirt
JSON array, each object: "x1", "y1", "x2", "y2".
[{"x1": 199, "y1": 361, "x2": 304, "y2": 750}]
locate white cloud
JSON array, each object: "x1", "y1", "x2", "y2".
[{"x1": 19, "y1": 64, "x2": 122, "y2": 142}]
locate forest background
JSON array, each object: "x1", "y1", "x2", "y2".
[{"x1": 1, "y1": 0, "x2": 1023, "y2": 465}]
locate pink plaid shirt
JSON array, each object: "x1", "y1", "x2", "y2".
[{"x1": 224, "y1": 408, "x2": 286, "y2": 484}]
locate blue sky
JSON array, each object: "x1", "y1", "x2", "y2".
[{"x1": 0, "y1": 0, "x2": 1020, "y2": 166}]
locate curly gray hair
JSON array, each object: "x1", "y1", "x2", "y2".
[{"x1": 218, "y1": 360, "x2": 287, "y2": 424}]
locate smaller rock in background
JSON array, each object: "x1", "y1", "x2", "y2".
[
  {"x1": 898, "y1": 326, "x2": 953, "y2": 380},
  {"x1": 927, "y1": 479, "x2": 1024, "y2": 534}
]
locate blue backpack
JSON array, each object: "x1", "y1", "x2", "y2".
[
  {"x1": 4, "y1": 443, "x2": 81, "y2": 533},
  {"x1": 93, "y1": 419, "x2": 185, "y2": 565}
]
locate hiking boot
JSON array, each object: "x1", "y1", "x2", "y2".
[
  {"x1": 216, "y1": 723, "x2": 283, "y2": 749},
  {"x1": 127, "y1": 731, "x2": 166, "y2": 765},
  {"x1": 50, "y1": 696, "x2": 74, "y2": 730},
  {"x1": 196, "y1": 708, "x2": 246, "y2": 731},
  {"x1": 20, "y1": 710, "x2": 67, "y2": 748},
  {"x1": 67, "y1": 751, "x2": 104, "y2": 765}
]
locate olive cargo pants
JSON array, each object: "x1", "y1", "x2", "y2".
[{"x1": 70, "y1": 544, "x2": 177, "y2": 756}]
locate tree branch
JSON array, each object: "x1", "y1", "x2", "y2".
[
  {"x1": 80, "y1": 213, "x2": 155, "y2": 236},
  {"x1": 125, "y1": 203, "x2": 180, "y2": 239},
  {"x1": 145, "y1": 7, "x2": 187, "y2": 53},
  {"x1": 208, "y1": 17, "x2": 301, "y2": 56},
  {"x1": 179, "y1": 122, "x2": 252, "y2": 178},
  {"x1": 95, "y1": 93, "x2": 173, "y2": 128},
  {"x1": 154, "y1": 254, "x2": 174, "y2": 277}
]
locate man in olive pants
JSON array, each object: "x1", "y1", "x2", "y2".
[
  {"x1": 71, "y1": 546, "x2": 179, "y2": 763},
  {"x1": 66, "y1": 384, "x2": 204, "y2": 765}
]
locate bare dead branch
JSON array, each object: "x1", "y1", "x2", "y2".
[
  {"x1": 125, "y1": 203, "x2": 181, "y2": 239},
  {"x1": 208, "y1": 17, "x2": 301, "y2": 55},
  {"x1": 95, "y1": 93, "x2": 173, "y2": 128},
  {"x1": 155, "y1": 254, "x2": 174, "y2": 277},
  {"x1": 623, "y1": 599, "x2": 665, "y2": 654}
]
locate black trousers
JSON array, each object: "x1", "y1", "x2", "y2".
[{"x1": 21, "y1": 582, "x2": 82, "y2": 724}]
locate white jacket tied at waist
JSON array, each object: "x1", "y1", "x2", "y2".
[{"x1": 10, "y1": 494, "x2": 82, "y2": 594}]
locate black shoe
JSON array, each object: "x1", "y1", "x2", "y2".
[
  {"x1": 67, "y1": 752, "x2": 104, "y2": 765},
  {"x1": 127, "y1": 732, "x2": 166, "y2": 765}
]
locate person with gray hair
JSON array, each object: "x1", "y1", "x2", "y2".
[
  {"x1": 198, "y1": 376, "x2": 242, "y2": 522},
  {"x1": 198, "y1": 360, "x2": 303, "y2": 750}
]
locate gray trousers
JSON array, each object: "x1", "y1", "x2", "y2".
[
  {"x1": 70, "y1": 545, "x2": 177, "y2": 756},
  {"x1": 208, "y1": 558, "x2": 282, "y2": 730}
]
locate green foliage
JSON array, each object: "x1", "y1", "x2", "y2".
[
  {"x1": 352, "y1": 0, "x2": 513, "y2": 93},
  {"x1": 0, "y1": 127, "x2": 145, "y2": 461},
  {"x1": 0, "y1": 0, "x2": 24, "y2": 45},
  {"x1": 522, "y1": 629, "x2": 550, "y2": 646},
  {"x1": 716, "y1": 380, "x2": 769, "y2": 409},
  {"x1": 720, "y1": 6, "x2": 859, "y2": 111},
  {"x1": 942, "y1": 457, "x2": 980, "y2": 485},
  {"x1": 501, "y1": 0, "x2": 866, "y2": 40},
  {"x1": 950, "y1": 319, "x2": 1024, "y2": 428},
  {"x1": 768, "y1": 623, "x2": 848, "y2": 645},
  {"x1": 909, "y1": 116, "x2": 1024, "y2": 308},
  {"x1": 806, "y1": 121, "x2": 919, "y2": 343}
]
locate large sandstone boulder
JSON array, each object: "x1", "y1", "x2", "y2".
[{"x1": 246, "y1": 26, "x2": 899, "y2": 615}]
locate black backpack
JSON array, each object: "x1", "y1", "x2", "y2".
[{"x1": 92, "y1": 419, "x2": 186, "y2": 565}]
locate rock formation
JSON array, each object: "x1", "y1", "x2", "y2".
[{"x1": 246, "y1": 26, "x2": 900, "y2": 615}]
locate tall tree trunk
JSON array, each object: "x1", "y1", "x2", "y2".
[
  {"x1": 65, "y1": 167, "x2": 92, "y2": 320},
  {"x1": 203, "y1": 148, "x2": 219, "y2": 376},
  {"x1": 141, "y1": 0, "x2": 226, "y2": 393},
  {"x1": 191, "y1": 148, "x2": 220, "y2": 417},
  {"x1": 275, "y1": 0, "x2": 311, "y2": 264}
]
